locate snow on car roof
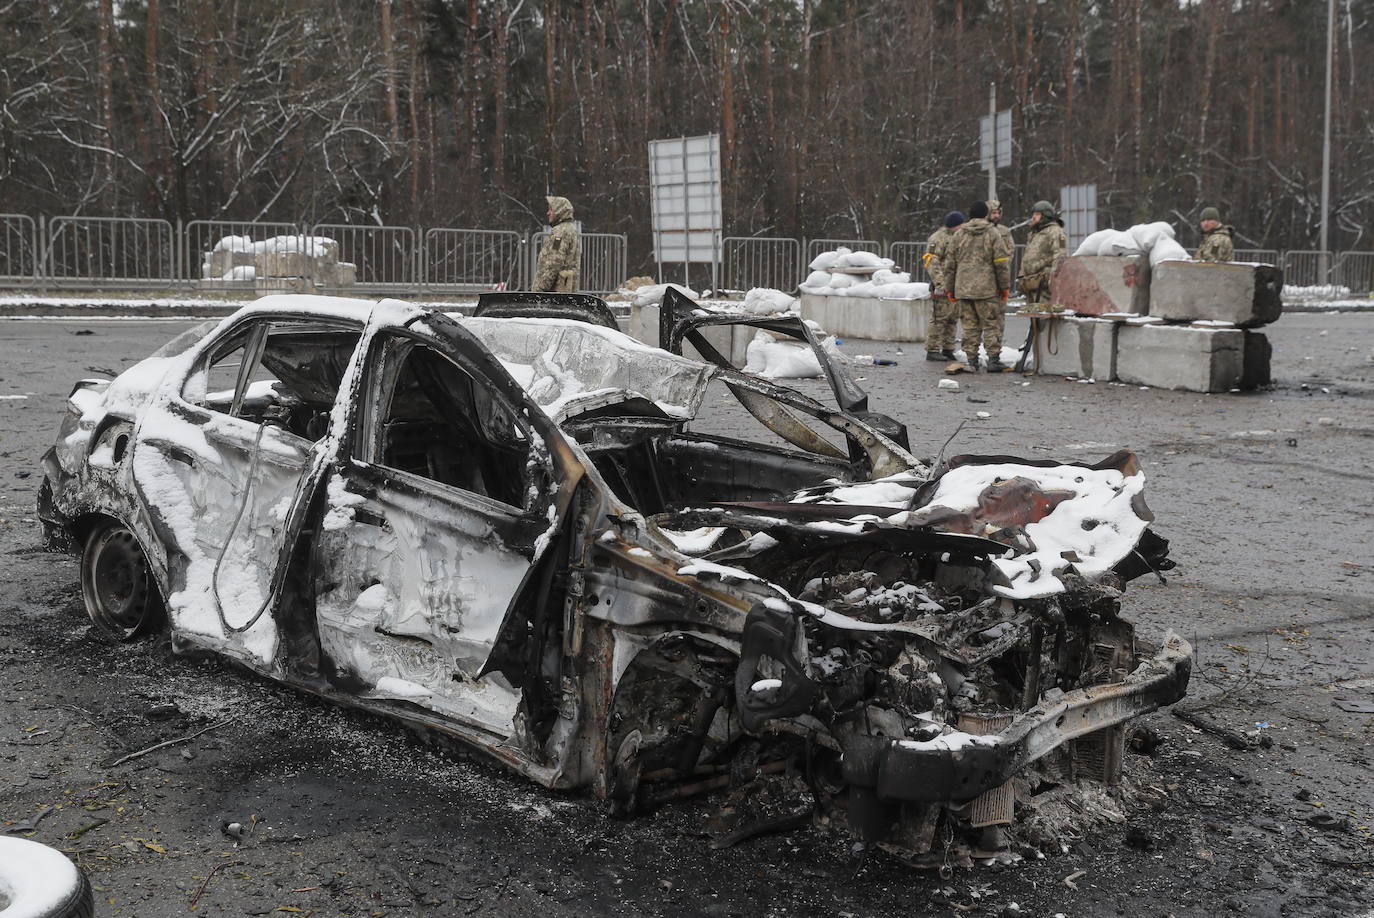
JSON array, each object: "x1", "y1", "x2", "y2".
[{"x1": 459, "y1": 315, "x2": 714, "y2": 422}]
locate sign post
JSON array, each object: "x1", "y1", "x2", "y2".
[
  {"x1": 979, "y1": 85, "x2": 1011, "y2": 201},
  {"x1": 1059, "y1": 184, "x2": 1099, "y2": 251},
  {"x1": 648, "y1": 134, "x2": 722, "y2": 289}
]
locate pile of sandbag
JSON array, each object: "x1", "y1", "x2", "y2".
[
  {"x1": 738, "y1": 287, "x2": 799, "y2": 315},
  {"x1": 742, "y1": 327, "x2": 848, "y2": 379},
  {"x1": 799, "y1": 247, "x2": 930, "y2": 299},
  {"x1": 1073, "y1": 222, "x2": 1191, "y2": 268},
  {"x1": 630, "y1": 282, "x2": 699, "y2": 308}
]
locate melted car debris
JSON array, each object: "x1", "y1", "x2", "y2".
[{"x1": 40, "y1": 291, "x2": 1190, "y2": 865}]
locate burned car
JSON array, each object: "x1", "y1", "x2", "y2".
[{"x1": 39, "y1": 292, "x2": 1189, "y2": 860}]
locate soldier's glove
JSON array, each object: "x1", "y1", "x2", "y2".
[
  {"x1": 998, "y1": 289, "x2": 1009, "y2": 301},
  {"x1": 947, "y1": 292, "x2": 957, "y2": 302}
]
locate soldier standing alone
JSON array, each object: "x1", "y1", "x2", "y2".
[
  {"x1": 1195, "y1": 206, "x2": 1235, "y2": 263},
  {"x1": 943, "y1": 201, "x2": 1012, "y2": 372},
  {"x1": 922, "y1": 211, "x2": 965, "y2": 361},
  {"x1": 533, "y1": 195, "x2": 582, "y2": 292},
  {"x1": 1017, "y1": 201, "x2": 1067, "y2": 305}
]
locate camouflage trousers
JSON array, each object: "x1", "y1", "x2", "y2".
[
  {"x1": 960, "y1": 298, "x2": 1005, "y2": 363},
  {"x1": 927, "y1": 297, "x2": 959, "y2": 352}
]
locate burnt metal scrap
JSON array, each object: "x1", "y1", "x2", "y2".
[{"x1": 38, "y1": 291, "x2": 1190, "y2": 861}]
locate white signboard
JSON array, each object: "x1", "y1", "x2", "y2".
[
  {"x1": 648, "y1": 134, "x2": 722, "y2": 265},
  {"x1": 979, "y1": 110, "x2": 1012, "y2": 170},
  {"x1": 1060, "y1": 183, "x2": 1099, "y2": 251}
]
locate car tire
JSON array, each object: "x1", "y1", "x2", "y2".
[
  {"x1": 79, "y1": 518, "x2": 164, "y2": 642},
  {"x1": 0, "y1": 837, "x2": 94, "y2": 918}
]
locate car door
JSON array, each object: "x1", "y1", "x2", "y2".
[
  {"x1": 134, "y1": 315, "x2": 363, "y2": 664},
  {"x1": 311, "y1": 325, "x2": 566, "y2": 740}
]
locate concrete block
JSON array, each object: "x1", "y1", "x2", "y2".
[
  {"x1": 1115, "y1": 324, "x2": 1243, "y2": 393},
  {"x1": 1049, "y1": 255, "x2": 1149, "y2": 316},
  {"x1": 1148, "y1": 261, "x2": 1284, "y2": 327},
  {"x1": 797, "y1": 293, "x2": 931, "y2": 342},
  {"x1": 256, "y1": 250, "x2": 313, "y2": 278},
  {"x1": 1035, "y1": 317, "x2": 1118, "y2": 380},
  {"x1": 335, "y1": 262, "x2": 356, "y2": 287},
  {"x1": 625, "y1": 302, "x2": 750, "y2": 365},
  {"x1": 208, "y1": 248, "x2": 255, "y2": 278},
  {"x1": 1241, "y1": 330, "x2": 1272, "y2": 389}
]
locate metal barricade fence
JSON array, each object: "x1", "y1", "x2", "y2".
[
  {"x1": 311, "y1": 223, "x2": 417, "y2": 292},
  {"x1": 526, "y1": 231, "x2": 625, "y2": 295},
  {"x1": 805, "y1": 238, "x2": 880, "y2": 263},
  {"x1": 886, "y1": 241, "x2": 930, "y2": 282},
  {"x1": 44, "y1": 216, "x2": 175, "y2": 288},
  {"x1": 185, "y1": 220, "x2": 301, "y2": 288},
  {"x1": 1234, "y1": 249, "x2": 1280, "y2": 266},
  {"x1": 1333, "y1": 252, "x2": 1374, "y2": 296},
  {"x1": 423, "y1": 229, "x2": 524, "y2": 292},
  {"x1": 721, "y1": 237, "x2": 802, "y2": 292},
  {"x1": 1281, "y1": 250, "x2": 1332, "y2": 291},
  {"x1": 0, "y1": 214, "x2": 39, "y2": 286}
]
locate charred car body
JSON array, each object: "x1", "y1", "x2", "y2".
[{"x1": 39, "y1": 292, "x2": 1189, "y2": 858}]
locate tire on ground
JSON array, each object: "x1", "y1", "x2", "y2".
[{"x1": 0, "y1": 837, "x2": 95, "y2": 918}]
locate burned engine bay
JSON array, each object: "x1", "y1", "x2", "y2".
[{"x1": 551, "y1": 301, "x2": 1191, "y2": 863}]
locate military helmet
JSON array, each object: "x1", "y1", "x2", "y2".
[
  {"x1": 1200, "y1": 206, "x2": 1221, "y2": 223},
  {"x1": 1032, "y1": 200, "x2": 1056, "y2": 218}
]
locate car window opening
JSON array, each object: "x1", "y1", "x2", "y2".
[{"x1": 375, "y1": 342, "x2": 531, "y2": 509}]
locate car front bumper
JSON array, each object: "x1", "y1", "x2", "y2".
[{"x1": 841, "y1": 633, "x2": 1192, "y2": 804}]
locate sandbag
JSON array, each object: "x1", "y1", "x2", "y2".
[
  {"x1": 1130, "y1": 221, "x2": 1177, "y2": 251},
  {"x1": 808, "y1": 247, "x2": 849, "y2": 271},
  {"x1": 1148, "y1": 237, "x2": 1192, "y2": 267},
  {"x1": 1073, "y1": 229, "x2": 1116, "y2": 257},
  {"x1": 1100, "y1": 230, "x2": 1142, "y2": 256}
]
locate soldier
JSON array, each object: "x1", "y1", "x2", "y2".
[
  {"x1": 1017, "y1": 201, "x2": 1067, "y2": 305},
  {"x1": 943, "y1": 201, "x2": 1011, "y2": 372},
  {"x1": 533, "y1": 195, "x2": 581, "y2": 292},
  {"x1": 987, "y1": 198, "x2": 1015, "y2": 258},
  {"x1": 922, "y1": 211, "x2": 965, "y2": 361},
  {"x1": 1195, "y1": 206, "x2": 1235, "y2": 263}
]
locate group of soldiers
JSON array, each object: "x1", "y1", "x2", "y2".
[
  {"x1": 923, "y1": 201, "x2": 1236, "y2": 372},
  {"x1": 923, "y1": 198, "x2": 1067, "y2": 372}
]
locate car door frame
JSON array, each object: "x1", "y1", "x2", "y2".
[
  {"x1": 308, "y1": 312, "x2": 588, "y2": 731},
  {"x1": 137, "y1": 310, "x2": 366, "y2": 669}
]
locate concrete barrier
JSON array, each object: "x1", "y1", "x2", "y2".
[
  {"x1": 797, "y1": 294, "x2": 930, "y2": 342},
  {"x1": 1035, "y1": 316, "x2": 1119, "y2": 380},
  {"x1": 1049, "y1": 255, "x2": 1150, "y2": 316},
  {"x1": 1241, "y1": 330, "x2": 1272, "y2": 389},
  {"x1": 1115, "y1": 324, "x2": 1244, "y2": 392},
  {"x1": 1148, "y1": 261, "x2": 1284, "y2": 327},
  {"x1": 626, "y1": 302, "x2": 751, "y2": 365}
]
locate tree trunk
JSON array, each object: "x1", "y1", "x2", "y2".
[
  {"x1": 380, "y1": 0, "x2": 400, "y2": 145},
  {"x1": 96, "y1": 0, "x2": 117, "y2": 206}
]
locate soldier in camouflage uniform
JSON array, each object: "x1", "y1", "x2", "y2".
[
  {"x1": 1018, "y1": 201, "x2": 1067, "y2": 305},
  {"x1": 533, "y1": 195, "x2": 581, "y2": 292},
  {"x1": 987, "y1": 199, "x2": 1015, "y2": 259},
  {"x1": 922, "y1": 211, "x2": 965, "y2": 360},
  {"x1": 943, "y1": 201, "x2": 1012, "y2": 372},
  {"x1": 1195, "y1": 206, "x2": 1235, "y2": 263}
]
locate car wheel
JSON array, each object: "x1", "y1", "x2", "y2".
[
  {"x1": 0, "y1": 837, "x2": 94, "y2": 918},
  {"x1": 80, "y1": 518, "x2": 164, "y2": 641}
]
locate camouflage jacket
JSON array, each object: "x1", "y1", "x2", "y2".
[
  {"x1": 924, "y1": 226, "x2": 955, "y2": 289},
  {"x1": 1020, "y1": 219, "x2": 1067, "y2": 280},
  {"x1": 533, "y1": 196, "x2": 582, "y2": 291},
  {"x1": 1196, "y1": 226, "x2": 1235, "y2": 263},
  {"x1": 994, "y1": 222, "x2": 1016, "y2": 259},
  {"x1": 943, "y1": 218, "x2": 1011, "y2": 300}
]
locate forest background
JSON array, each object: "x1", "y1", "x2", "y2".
[{"x1": 2, "y1": 0, "x2": 1370, "y2": 274}]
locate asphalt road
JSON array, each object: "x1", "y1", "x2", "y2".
[{"x1": 1, "y1": 311, "x2": 1371, "y2": 917}]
